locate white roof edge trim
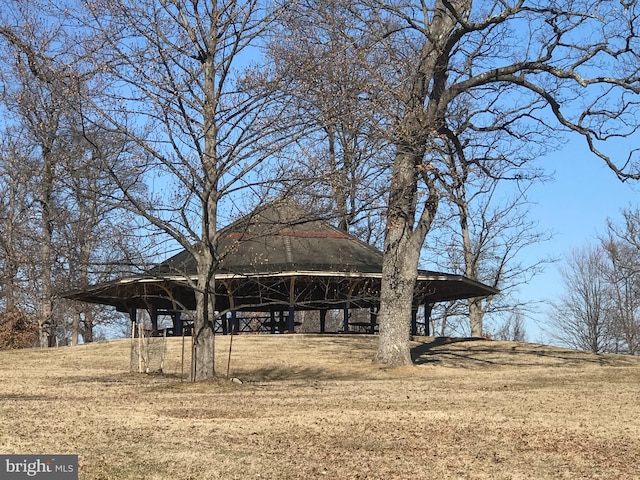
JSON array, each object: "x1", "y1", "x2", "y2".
[{"x1": 113, "y1": 271, "x2": 479, "y2": 284}]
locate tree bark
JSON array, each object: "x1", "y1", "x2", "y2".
[
  {"x1": 373, "y1": 1, "x2": 459, "y2": 365},
  {"x1": 469, "y1": 299, "x2": 484, "y2": 338},
  {"x1": 3, "y1": 178, "x2": 19, "y2": 311},
  {"x1": 192, "y1": 24, "x2": 220, "y2": 380},
  {"x1": 39, "y1": 144, "x2": 55, "y2": 348},
  {"x1": 374, "y1": 147, "x2": 436, "y2": 366},
  {"x1": 71, "y1": 312, "x2": 80, "y2": 346},
  {"x1": 193, "y1": 249, "x2": 216, "y2": 381}
]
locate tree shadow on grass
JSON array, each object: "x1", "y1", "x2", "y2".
[
  {"x1": 0, "y1": 393, "x2": 51, "y2": 401},
  {"x1": 411, "y1": 337, "x2": 640, "y2": 368},
  {"x1": 233, "y1": 364, "x2": 382, "y2": 383},
  {"x1": 411, "y1": 337, "x2": 487, "y2": 366}
]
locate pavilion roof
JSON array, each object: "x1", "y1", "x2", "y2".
[
  {"x1": 152, "y1": 201, "x2": 385, "y2": 276},
  {"x1": 63, "y1": 201, "x2": 498, "y2": 312}
]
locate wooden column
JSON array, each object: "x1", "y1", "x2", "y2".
[
  {"x1": 231, "y1": 310, "x2": 239, "y2": 334},
  {"x1": 320, "y1": 309, "x2": 327, "y2": 333},
  {"x1": 173, "y1": 310, "x2": 183, "y2": 336},
  {"x1": 411, "y1": 307, "x2": 418, "y2": 336},
  {"x1": 424, "y1": 303, "x2": 433, "y2": 337},
  {"x1": 221, "y1": 312, "x2": 228, "y2": 335},
  {"x1": 288, "y1": 306, "x2": 296, "y2": 333},
  {"x1": 151, "y1": 303, "x2": 159, "y2": 336},
  {"x1": 224, "y1": 281, "x2": 237, "y2": 335},
  {"x1": 342, "y1": 305, "x2": 350, "y2": 333},
  {"x1": 288, "y1": 278, "x2": 296, "y2": 333},
  {"x1": 270, "y1": 309, "x2": 276, "y2": 334}
]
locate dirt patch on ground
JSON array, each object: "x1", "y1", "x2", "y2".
[{"x1": 1, "y1": 335, "x2": 639, "y2": 479}]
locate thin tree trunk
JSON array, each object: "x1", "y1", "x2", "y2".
[
  {"x1": 469, "y1": 299, "x2": 484, "y2": 338},
  {"x1": 191, "y1": 24, "x2": 219, "y2": 380},
  {"x1": 193, "y1": 252, "x2": 216, "y2": 381},
  {"x1": 4, "y1": 182, "x2": 18, "y2": 311},
  {"x1": 71, "y1": 311, "x2": 80, "y2": 346},
  {"x1": 39, "y1": 147, "x2": 55, "y2": 347},
  {"x1": 80, "y1": 309, "x2": 95, "y2": 343},
  {"x1": 327, "y1": 124, "x2": 350, "y2": 233}
]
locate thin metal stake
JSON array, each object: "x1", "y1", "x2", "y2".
[{"x1": 226, "y1": 319, "x2": 235, "y2": 379}]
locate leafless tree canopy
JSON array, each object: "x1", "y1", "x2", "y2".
[
  {"x1": 0, "y1": 10, "x2": 148, "y2": 346},
  {"x1": 338, "y1": 0, "x2": 640, "y2": 365},
  {"x1": 551, "y1": 246, "x2": 612, "y2": 353},
  {"x1": 2, "y1": 1, "x2": 640, "y2": 372},
  {"x1": 551, "y1": 208, "x2": 640, "y2": 355}
]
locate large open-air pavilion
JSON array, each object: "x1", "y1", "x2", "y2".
[{"x1": 65, "y1": 202, "x2": 498, "y2": 336}]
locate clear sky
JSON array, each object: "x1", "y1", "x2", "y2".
[{"x1": 518, "y1": 137, "x2": 639, "y2": 343}]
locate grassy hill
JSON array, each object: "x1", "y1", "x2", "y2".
[{"x1": 1, "y1": 335, "x2": 639, "y2": 479}]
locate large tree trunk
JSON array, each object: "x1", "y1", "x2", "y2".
[
  {"x1": 374, "y1": 148, "x2": 434, "y2": 366},
  {"x1": 374, "y1": 2, "x2": 458, "y2": 365},
  {"x1": 374, "y1": 242, "x2": 420, "y2": 366},
  {"x1": 190, "y1": 11, "x2": 220, "y2": 382}
]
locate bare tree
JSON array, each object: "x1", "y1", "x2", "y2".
[
  {"x1": 550, "y1": 246, "x2": 612, "y2": 353},
  {"x1": 426, "y1": 159, "x2": 552, "y2": 337},
  {"x1": 266, "y1": 1, "x2": 390, "y2": 243},
  {"x1": 550, "y1": 209, "x2": 640, "y2": 355},
  {"x1": 57, "y1": 132, "x2": 152, "y2": 345},
  {"x1": 44, "y1": 0, "x2": 296, "y2": 379},
  {"x1": 493, "y1": 309, "x2": 527, "y2": 343},
  {"x1": 0, "y1": 20, "x2": 74, "y2": 346},
  {"x1": 342, "y1": 1, "x2": 640, "y2": 366},
  {"x1": 0, "y1": 9, "x2": 150, "y2": 347},
  {"x1": 601, "y1": 208, "x2": 640, "y2": 354},
  {"x1": 0, "y1": 133, "x2": 36, "y2": 312}
]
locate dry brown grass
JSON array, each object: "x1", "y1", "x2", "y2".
[{"x1": 1, "y1": 334, "x2": 639, "y2": 479}]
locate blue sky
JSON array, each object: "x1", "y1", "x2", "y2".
[{"x1": 519, "y1": 137, "x2": 639, "y2": 342}]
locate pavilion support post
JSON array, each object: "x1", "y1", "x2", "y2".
[
  {"x1": 270, "y1": 309, "x2": 276, "y2": 334},
  {"x1": 343, "y1": 305, "x2": 349, "y2": 333},
  {"x1": 223, "y1": 281, "x2": 238, "y2": 335},
  {"x1": 151, "y1": 303, "x2": 158, "y2": 336},
  {"x1": 288, "y1": 277, "x2": 296, "y2": 333},
  {"x1": 320, "y1": 309, "x2": 327, "y2": 334},
  {"x1": 221, "y1": 312, "x2": 228, "y2": 335},
  {"x1": 174, "y1": 310, "x2": 182, "y2": 336},
  {"x1": 231, "y1": 310, "x2": 239, "y2": 335},
  {"x1": 411, "y1": 306, "x2": 418, "y2": 336},
  {"x1": 424, "y1": 302, "x2": 433, "y2": 337},
  {"x1": 279, "y1": 309, "x2": 284, "y2": 333},
  {"x1": 288, "y1": 306, "x2": 295, "y2": 333}
]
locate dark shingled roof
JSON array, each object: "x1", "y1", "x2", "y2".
[{"x1": 153, "y1": 201, "x2": 386, "y2": 276}]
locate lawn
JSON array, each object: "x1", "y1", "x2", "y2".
[{"x1": 1, "y1": 335, "x2": 639, "y2": 479}]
